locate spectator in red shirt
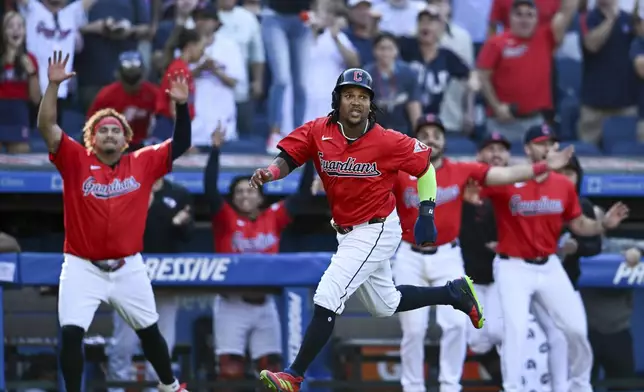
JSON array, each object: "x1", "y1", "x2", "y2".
[
  {"x1": 154, "y1": 27, "x2": 203, "y2": 142},
  {"x1": 0, "y1": 11, "x2": 40, "y2": 153},
  {"x1": 488, "y1": 0, "x2": 561, "y2": 35},
  {"x1": 477, "y1": 0, "x2": 578, "y2": 143},
  {"x1": 87, "y1": 51, "x2": 159, "y2": 151}
]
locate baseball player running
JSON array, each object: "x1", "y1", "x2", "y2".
[
  {"x1": 250, "y1": 68, "x2": 484, "y2": 392},
  {"x1": 203, "y1": 125, "x2": 314, "y2": 389},
  {"x1": 37, "y1": 51, "x2": 192, "y2": 392},
  {"x1": 392, "y1": 116, "x2": 574, "y2": 392},
  {"x1": 482, "y1": 125, "x2": 629, "y2": 392}
]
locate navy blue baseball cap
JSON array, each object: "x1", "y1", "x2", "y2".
[
  {"x1": 478, "y1": 131, "x2": 511, "y2": 151},
  {"x1": 415, "y1": 113, "x2": 445, "y2": 134},
  {"x1": 118, "y1": 51, "x2": 144, "y2": 70},
  {"x1": 524, "y1": 124, "x2": 558, "y2": 145},
  {"x1": 513, "y1": 0, "x2": 536, "y2": 8}
]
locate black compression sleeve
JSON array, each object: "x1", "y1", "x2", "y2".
[
  {"x1": 170, "y1": 103, "x2": 191, "y2": 161},
  {"x1": 277, "y1": 150, "x2": 299, "y2": 172}
]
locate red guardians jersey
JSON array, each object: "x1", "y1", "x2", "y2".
[
  {"x1": 278, "y1": 118, "x2": 431, "y2": 226},
  {"x1": 50, "y1": 133, "x2": 173, "y2": 260},
  {"x1": 213, "y1": 201, "x2": 291, "y2": 253},
  {"x1": 156, "y1": 59, "x2": 195, "y2": 119},
  {"x1": 482, "y1": 172, "x2": 582, "y2": 259},
  {"x1": 394, "y1": 159, "x2": 490, "y2": 246},
  {"x1": 88, "y1": 81, "x2": 159, "y2": 146}
]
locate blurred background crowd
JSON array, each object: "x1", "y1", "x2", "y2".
[
  {"x1": 1, "y1": 0, "x2": 644, "y2": 391},
  {"x1": 1, "y1": 0, "x2": 644, "y2": 156}
]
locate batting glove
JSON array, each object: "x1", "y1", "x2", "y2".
[{"x1": 414, "y1": 200, "x2": 437, "y2": 246}]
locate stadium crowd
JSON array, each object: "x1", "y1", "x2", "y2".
[
  {"x1": 0, "y1": 0, "x2": 643, "y2": 391},
  {"x1": 0, "y1": 0, "x2": 643, "y2": 155}
]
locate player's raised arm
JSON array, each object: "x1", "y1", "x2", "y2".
[
  {"x1": 250, "y1": 122, "x2": 314, "y2": 189},
  {"x1": 166, "y1": 71, "x2": 192, "y2": 160},
  {"x1": 37, "y1": 51, "x2": 75, "y2": 154},
  {"x1": 569, "y1": 201, "x2": 630, "y2": 236},
  {"x1": 483, "y1": 145, "x2": 575, "y2": 185},
  {"x1": 204, "y1": 123, "x2": 225, "y2": 213}
]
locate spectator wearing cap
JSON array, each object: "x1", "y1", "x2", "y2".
[
  {"x1": 426, "y1": 0, "x2": 478, "y2": 136},
  {"x1": 345, "y1": 0, "x2": 378, "y2": 66},
  {"x1": 364, "y1": 32, "x2": 422, "y2": 135},
  {"x1": 216, "y1": 0, "x2": 265, "y2": 138},
  {"x1": 578, "y1": 0, "x2": 637, "y2": 145},
  {"x1": 262, "y1": 0, "x2": 313, "y2": 153},
  {"x1": 630, "y1": 35, "x2": 644, "y2": 142},
  {"x1": 0, "y1": 11, "x2": 40, "y2": 153},
  {"x1": 87, "y1": 51, "x2": 159, "y2": 151},
  {"x1": 192, "y1": 4, "x2": 245, "y2": 145},
  {"x1": 302, "y1": 9, "x2": 359, "y2": 123},
  {"x1": 477, "y1": 0, "x2": 578, "y2": 143},
  {"x1": 18, "y1": 0, "x2": 95, "y2": 108},
  {"x1": 452, "y1": 0, "x2": 494, "y2": 55},
  {"x1": 399, "y1": 7, "x2": 477, "y2": 130},
  {"x1": 373, "y1": 0, "x2": 426, "y2": 37},
  {"x1": 488, "y1": 0, "x2": 561, "y2": 35},
  {"x1": 151, "y1": 0, "x2": 199, "y2": 80},
  {"x1": 74, "y1": 0, "x2": 152, "y2": 112}
]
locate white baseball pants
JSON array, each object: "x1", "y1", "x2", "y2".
[
  {"x1": 58, "y1": 253, "x2": 158, "y2": 330},
  {"x1": 393, "y1": 241, "x2": 468, "y2": 392},
  {"x1": 467, "y1": 282, "x2": 503, "y2": 355},
  {"x1": 313, "y1": 209, "x2": 402, "y2": 317},
  {"x1": 213, "y1": 294, "x2": 283, "y2": 359},
  {"x1": 107, "y1": 295, "x2": 179, "y2": 392},
  {"x1": 494, "y1": 255, "x2": 593, "y2": 392}
]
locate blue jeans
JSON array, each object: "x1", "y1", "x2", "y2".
[{"x1": 262, "y1": 13, "x2": 311, "y2": 130}]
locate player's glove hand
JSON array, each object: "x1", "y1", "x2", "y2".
[{"x1": 414, "y1": 200, "x2": 437, "y2": 247}]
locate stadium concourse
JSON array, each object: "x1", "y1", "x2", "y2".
[{"x1": 1, "y1": 0, "x2": 644, "y2": 391}]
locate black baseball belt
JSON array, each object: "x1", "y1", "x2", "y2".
[
  {"x1": 498, "y1": 254, "x2": 549, "y2": 265},
  {"x1": 332, "y1": 217, "x2": 387, "y2": 235},
  {"x1": 411, "y1": 241, "x2": 458, "y2": 255},
  {"x1": 91, "y1": 258, "x2": 126, "y2": 272}
]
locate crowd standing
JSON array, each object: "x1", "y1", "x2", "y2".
[{"x1": 0, "y1": 0, "x2": 643, "y2": 391}]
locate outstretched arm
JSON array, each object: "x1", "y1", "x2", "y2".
[
  {"x1": 249, "y1": 151, "x2": 298, "y2": 188},
  {"x1": 484, "y1": 145, "x2": 575, "y2": 185},
  {"x1": 37, "y1": 52, "x2": 75, "y2": 153},
  {"x1": 170, "y1": 102, "x2": 191, "y2": 160},
  {"x1": 204, "y1": 146, "x2": 224, "y2": 213}
]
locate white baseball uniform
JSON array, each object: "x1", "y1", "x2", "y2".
[
  {"x1": 393, "y1": 241, "x2": 468, "y2": 392},
  {"x1": 213, "y1": 295, "x2": 282, "y2": 359},
  {"x1": 484, "y1": 174, "x2": 594, "y2": 392},
  {"x1": 107, "y1": 295, "x2": 179, "y2": 392}
]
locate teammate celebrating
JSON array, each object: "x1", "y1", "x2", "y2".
[
  {"x1": 252, "y1": 67, "x2": 477, "y2": 392},
  {"x1": 392, "y1": 117, "x2": 574, "y2": 392},
  {"x1": 483, "y1": 125, "x2": 629, "y2": 392},
  {"x1": 37, "y1": 51, "x2": 191, "y2": 392},
  {"x1": 204, "y1": 124, "x2": 315, "y2": 389}
]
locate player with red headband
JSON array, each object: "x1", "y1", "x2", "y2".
[
  {"x1": 481, "y1": 124, "x2": 629, "y2": 392},
  {"x1": 392, "y1": 115, "x2": 574, "y2": 392},
  {"x1": 37, "y1": 51, "x2": 192, "y2": 392}
]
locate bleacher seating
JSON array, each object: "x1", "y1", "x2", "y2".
[
  {"x1": 556, "y1": 57, "x2": 583, "y2": 99},
  {"x1": 606, "y1": 141, "x2": 644, "y2": 157},
  {"x1": 601, "y1": 116, "x2": 638, "y2": 151},
  {"x1": 559, "y1": 140, "x2": 603, "y2": 156},
  {"x1": 446, "y1": 135, "x2": 477, "y2": 154}
]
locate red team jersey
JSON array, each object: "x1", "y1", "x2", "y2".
[
  {"x1": 213, "y1": 201, "x2": 291, "y2": 253},
  {"x1": 482, "y1": 172, "x2": 582, "y2": 259},
  {"x1": 88, "y1": 81, "x2": 159, "y2": 145},
  {"x1": 278, "y1": 118, "x2": 431, "y2": 226},
  {"x1": 394, "y1": 159, "x2": 490, "y2": 246},
  {"x1": 156, "y1": 59, "x2": 195, "y2": 119},
  {"x1": 50, "y1": 133, "x2": 173, "y2": 260}
]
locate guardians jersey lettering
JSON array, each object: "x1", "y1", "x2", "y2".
[
  {"x1": 82, "y1": 176, "x2": 141, "y2": 199},
  {"x1": 318, "y1": 152, "x2": 381, "y2": 177},
  {"x1": 509, "y1": 195, "x2": 565, "y2": 216}
]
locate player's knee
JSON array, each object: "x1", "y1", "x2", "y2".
[
  {"x1": 134, "y1": 322, "x2": 159, "y2": 340},
  {"x1": 440, "y1": 310, "x2": 468, "y2": 332},
  {"x1": 368, "y1": 297, "x2": 399, "y2": 318},
  {"x1": 218, "y1": 354, "x2": 245, "y2": 380},
  {"x1": 60, "y1": 325, "x2": 85, "y2": 348},
  {"x1": 401, "y1": 324, "x2": 426, "y2": 342},
  {"x1": 255, "y1": 354, "x2": 282, "y2": 373},
  {"x1": 313, "y1": 292, "x2": 342, "y2": 316}
]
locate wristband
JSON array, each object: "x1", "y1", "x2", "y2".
[
  {"x1": 532, "y1": 162, "x2": 548, "y2": 176},
  {"x1": 267, "y1": 164, "x2": 280, "y2": 180},
  {"x1": 418, "y1": 200, "x2": 436, "y2": 217}
]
